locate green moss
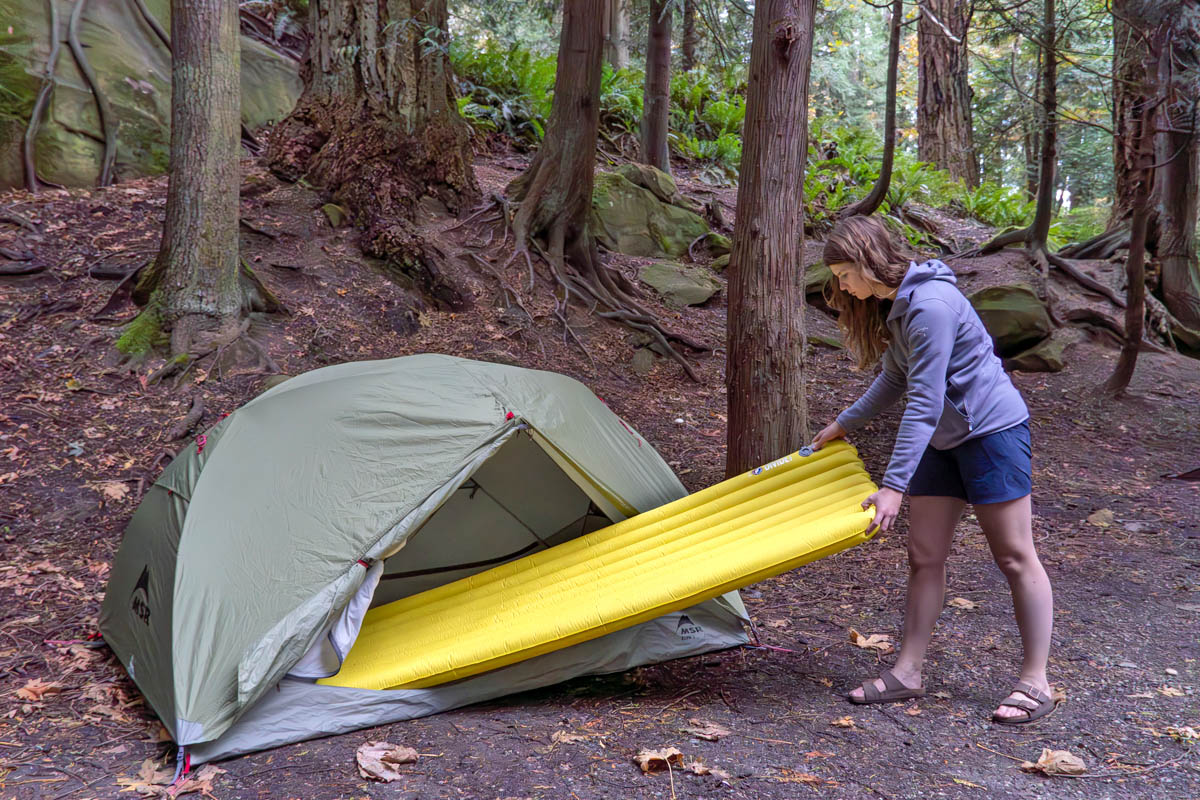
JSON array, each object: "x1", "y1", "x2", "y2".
[
  {"x1": 0, "y1": 49, "x2": 37, "y2": 121},
  {"x1": 116, "y1": 306, "x2": 164, "y2": 356}
]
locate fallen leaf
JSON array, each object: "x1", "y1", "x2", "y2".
[
  {"x1": 764, "y1": 618, "x2": 789, "y2": 629},
  {"x1": 830, "y1": 715, "x2": 855, "y2": 728},
  {"x1": 1126, "y1": 692, "x2": 1155, "y2": 699},
  {"x1": 1020, "y1": 748, "x2": 1086, "y2": 776},
  {"x1": 169, "y1": 764, "x2": 225, "y2": 797},
  {"x1": 15, "y1": 678, "x2": 62, "y2": 702},
  {"x1": 682, "y1": 718, "x2": 731, "y2": 741},
  {"x1": 804, "y1": 751, "x2": 834, "y2": 759},
  {"x1": 932, "y1": 691, "x2": 953, "y2": 700},
  {"x1": 848, "y1": 628, "x2": 894, "y2": 654},
  {"x1": 948, "y1": 597, "x2": 977, "y2": 610},
  {"x1": 633, "y1": 747, "x2": 684, "y2": 773},
  {"x1": 356, "y1": 740, "x2": 418, "y2": 782},
  {"x1": 1166, "y1": 725, "x2": 1199, "y2": 742},
  {"x1": 116, "y1": 758, "x2": 173, "y2": 795},
  {"x1": 551, "y1": 730, "x2": 589, "y2": 745},
  {"x1": 1087, "y1": 509, "x2": 1114, "y2": 528},
  {"x1": 774, "y1": 769, "x2": 836, "y2": 786},
  {"x1": 685, "y1": 760, "x2": 731, "y2": 781},
  {"x1": 905, "y1": 705, "x2": 922, "y2": 716},
  {"x1": 953, "y1": 777, "x2": 985, "y2": 788},
  {"x1": 99, "y1": 481, "x2": 130, "y2": 501},
  {"x1": 0, "y1": 472, "x2": 17, "y2": 484},
  {"x1": 1158, "y1": 686, "x2": 1185, "y2": 697}
]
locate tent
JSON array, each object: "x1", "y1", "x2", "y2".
[{"x1": 101, "y1": 354, "x2": 750, "y2": 762}]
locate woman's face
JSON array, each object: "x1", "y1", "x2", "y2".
[{"x1": 829, "y1": 261, "x2": 887, "y2": 300}]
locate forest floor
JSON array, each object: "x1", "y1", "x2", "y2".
[{"x1": 0, "y1": 145, "x2": 1198, "y2": 800}]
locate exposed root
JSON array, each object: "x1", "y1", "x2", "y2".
[
  {"x1": 91, "y1": 265, "x2": 144, "y2": 322},
  {"x1": 130, "y1": 0, "x2": 170, "y2": 50},
  {"x1": 166, "y1": 392, "x2": 205, "y2": 441},
  {"x1": 1059, "y1": 224, "x2": 1131, "y2": 260},
  {"x1": 23, "y1": 0, "x2": 62, "y2": 194},
  {"x1": 67, "y1": 0, "x2": 117, "y2": 187},
  {"x1": 0, "y1": 209, "x2": 40, "y2": 232},
  {"x1": 1046, "y1": 252, "x2": 1126, "y2": 308},
  {"x1": 979, "y1": 225, "x2": 1031, "y2": 254},
  {"x1": 149, "y1": 316, "x2": 251, "y2": 385}
]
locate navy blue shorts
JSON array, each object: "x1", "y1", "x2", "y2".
[{"x1": 908, "y1": 420, "x2": 1032, "y2": 504}]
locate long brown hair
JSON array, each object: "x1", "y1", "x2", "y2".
[{"x1": 822, "y1": 216, "x2": 914, "y2": 369}]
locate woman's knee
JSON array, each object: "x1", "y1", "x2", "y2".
[
  {"x1": 907, "y1": 542, "x2": 949, "y2": 573},
  {"x1": 992, "y1": 548, "x2": 1042, "y2": 581}
]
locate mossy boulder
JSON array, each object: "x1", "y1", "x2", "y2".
[
  {"x1": 967, "y1": 284, "x2": 1053, "y2": 356},
  {"x1": 1003, "y1": 335, "x2": 1066, "y2": 373},
  {"x1": 0, "y1": 0, "x2": 301, "y2": 189},
  {"x1": 711, "y1": 253, "x2": 730, "y2": 271},
  {"x1": 591, "y1": 171, "x2": 709, "y2": 258},
  {"x1": 705, "y1": 232, "x2": 731, "y2": 256},
  {"x1": 615, "y1": 163, "x2": 682, "y2": 205},
  {"x1": 638, "y1": 261, "x2": 720, "y2": 307}
]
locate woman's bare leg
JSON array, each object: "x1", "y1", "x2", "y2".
[
  {"x1": 849, "y1": 494, "x2": 965, "y2": 699},
  {"x1": 974, "y1": 494, "x2": 1053, "y2": 720}
]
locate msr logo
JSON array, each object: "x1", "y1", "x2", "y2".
[
  {"x1": 676, "y1": 614, "x2": 703, "y2": 641},
  {"x1": 130, "y1": 566, "x2": 151, "y2": 626}
]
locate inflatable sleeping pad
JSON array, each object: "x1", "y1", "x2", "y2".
[{"x1": 321, "y1": 440, "x2": 877, "y2": 690}]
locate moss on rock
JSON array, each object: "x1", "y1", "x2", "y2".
[{"x1": 591, "y1": 171, "x2": 709, "y2": 259}]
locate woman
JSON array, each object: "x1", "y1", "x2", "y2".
[{"x1": 811, "y1": 215, "x2": 1056, "y2": 724}]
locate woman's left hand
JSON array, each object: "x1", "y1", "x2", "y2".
[{"x1": 863, "y1": 487, "x2": 903, "y2": 535}]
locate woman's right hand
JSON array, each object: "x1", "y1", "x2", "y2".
[{"x1": 811, "y1": 420, "x2": 847, "y2": 451}]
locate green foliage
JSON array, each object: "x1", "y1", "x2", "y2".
[
  {"x1": 450, "y1": 43, "x2": 556, "y2": 143},
  {"x1": 1048, "y1": 203, "x2": 1109, "y2": 250},
  {"x1": 957, "y1": 181, "x2": 1035, "y2": 230},
  {"x1": 599, "y1": 64, "x2": 643, "y2": 136}
]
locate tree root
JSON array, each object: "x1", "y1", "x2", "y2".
[
  {"x1": 130, "y1": 0, "x2": 170, "y2": 50},
  {"x1": 1059, "y1": 224, "x2": 1131, "y2": 260},
  {"x1": 1046, "y1": 252, "x2": 1126, "y2": 308},
  {"x1": 0, "y1": 209, "x2": 40, "y2": 232},
  {"x1": 979, "y1": 225, "x2": 1032, "y2": 254},
  {"x1": 91, "y1": 265, "x2": 144, "y2": 322},
  {"x1": 23, "y1": 0, "x2": 62, "y2": 194},
  {"x1": 67, "y1": 0, "x2": 117, "y2": 187},
  {"x1": 166, "y1": 392, "x2": 205, "y2": 441}
]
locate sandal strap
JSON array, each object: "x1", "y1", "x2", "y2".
[
  {"x1": 879, "y1": 669, "x2": 907, "y2": 693},
  {"x1": 1012, "y1": 682, "x2": 1050, "y2": 704},
  {"x1": 861, "y1": 679, "x2": 882, "y2": 702},
  {"x1": 999, "y1": 695, "x2": 1040, "y2": 712}
]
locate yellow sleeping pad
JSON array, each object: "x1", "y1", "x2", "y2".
[{"x1": 321, "y1": 440, "x2": 877, "y2": 690}]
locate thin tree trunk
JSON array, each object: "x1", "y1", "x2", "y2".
[
  {"x1": 726, "y1": 0, "x2": 815, "y2": 476},
  {"x1": 1111, "y1": 2, "x2": 1147, "y2": 229},
  {"x1": 128, "y1": 0, "x2": 243, "y2": 356},
  {"x1": 604, "y1": 0, "x2": 629, "y2": 70},
  {"x1": 917, "y1": 0, "x2": 977, "y2": 186},
  {"x1": 265, "y1": 0, "x2": 478, "y2": 309},
  {"x1": 641, "y1": 0, "x2": 672, "y2": 173},
  {"x1": 840, "y1": 0, "x2": 902, "y2": 217},
  {"x1": 1028, "y1": 0, "x2": 1057, "y2": 257},
  {"x1": 683, "y1": 0, "x2": 699, "y2": 71}
]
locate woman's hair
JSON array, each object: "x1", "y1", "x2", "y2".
[{"x1": 822, "y1": 216, "x2": 913, "y2": 369}]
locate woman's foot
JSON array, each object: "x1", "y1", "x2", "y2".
[
  {"x1": 993, "y1": 677, "x2": 1053, "y2": 722},
  {"x1": 847, "y1": 665, "x2": 923, "y2": 703}
]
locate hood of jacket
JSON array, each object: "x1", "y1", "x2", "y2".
[{"x1": 887, "y1": 259, "x2": 957, "y2": 322}]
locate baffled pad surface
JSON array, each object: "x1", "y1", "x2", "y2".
[{"x1": 321, "y1": 441, "x2": 877, "y2": 690}]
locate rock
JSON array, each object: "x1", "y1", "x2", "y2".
[
  {"x1": 630, "y1": 348, "x2": 657, "y2": 376},
  {"x1": 711, "y1": 254, "x2": 730, "y2": 271},
  {"x1": 805, "y1": 262, "x2": 833, "y2": 296},
  {"x1": 705, "y1": 232, "x2": 731, "y2": 257},
  {"x1": 1003, "y1": 335, "x2": 1066, "y2": 373},
  {"x1": 615, "y1": 163, "x2": 686, "y2": 207},
  {"x1": 0, "y1": 0, "x2": 301, "y2": 189},
  {"x1": 968, "y1": 284, "x2": 1053, "y2": 356},
  {"x1": 322, "y1": 203, "x2": 348, "y2": 229},
  {"x1": 591, "y1": 172, "x2": 709, "y2": 258},
  {"x1": 638, "y1": 261, "x2": 720, "y2": 307},
  {"x1": 808, "y1": 333, "x2": 843, "y2": 350},
  {"x1": 260, "y1": 374, "x2": 292, "y2": 392}
]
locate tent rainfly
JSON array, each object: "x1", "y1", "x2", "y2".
[{"x1": 101, "y1": 355, "x2": 750, "y2": 763}]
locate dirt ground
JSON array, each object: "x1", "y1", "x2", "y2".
[{"x1": 1, "y1": 150, "x2": 1198, "y2": 799}]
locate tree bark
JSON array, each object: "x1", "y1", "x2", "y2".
[
  {"x1": 726, "y1": 0, "x2": 815, "y2": 476},
  {"x1": 1153, "y1": 5, "x2": 1200, "y2": 329},
  {"x1": 1028, "y1": 0, "x2": 1057, "y2": 259},
  {"x1": 265, "y1": 0, "x2": 478, "y2": 309},
  {"x1": 683, "y1": 0, "x2": 699, "y2": 71},
  {"x1": 1111, "y1": 2, "x2": 1149, "y2": 229},
  {"x1": 917, "y1": 0, "x2": 977, "y2": 186},
  {"x1": 603, "y1": 0, "x2": 630, "y2": 70},
  {"x1": 840, "y1": 0, "x2": 902, "y2": 217},
  {"x1": 130, "y1": 0, "x2": 243, "y2": 354},
  {"x1": 641, "y1": 0, "x2": 673, "y2": 173}
]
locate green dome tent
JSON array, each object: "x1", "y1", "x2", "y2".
[{"x1": 101, "y1": 354, "x2": 749, "y2": 762}]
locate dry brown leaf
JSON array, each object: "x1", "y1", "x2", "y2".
[
  {"x1": 15, "y1": 678, "x2": 62, "y2": 702},
  {"x1": 764, "y1": 618, "x2": 789, "y2": 629},
  {"x1": 775, "y1": 769, "x2": 836, "y2": 786},
  {"x1": 116, "y1": 758, "x2": 173, "y2": 795},
  {"x1": 904, "y1": 705, "x2": 922, "y2": 716},
  {"x1": 551, "y1": 730, "x2": 589, "y2": 745},
  {"x1": 1020, "y1": 748, "x2": 1086, "y2": 776},
  {"x1": 356, "y1": 740, "x2": 418, "y2": 782},
  {"x1": 169, "y1": 764, "x2": 225, "y2": 798},
  {"x1": 953, "y1": 777, "x2": 985, "y2": 788},
  {"x1": 804, "y1": 750, "x2": 834, "y2": 759},
  {"x1": 948, "y1": 597, "x2": 977, "y2": 610},
  {"x1": 633, "y1": 747, "x2": 684, "y2": 773},
  {"x1": 685, "y1": 760, "x2": 731, "y2": 781},
  {"x1": 1158, "y1": 686, "x2": 1185, "y2": 697},
  {"x1": 830, "y1": 715, "x2": 855, "y2": 728},
  {"x1": 848, "y1": 627, "x2": 894, "y2": 654},
  {"x1": 1086, "y1": 509, "x2": 1114, "y2": 528},
  {"x1": 99, "y1": 481, "x2": 131, "y2": 501},
  {"x1": 0, "y1": 472, "x2": 17, "y2": 485},
  {"x1": 682, "y1": 718, "x2": 731, "y2": 741},
  {"x1": 1166, "y1": 725, "x2": 1199, "y2": 741}
]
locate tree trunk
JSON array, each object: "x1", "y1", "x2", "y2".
[
  {"x1": 1153, "y1": 6, "x2": 1200, "y2": 329},
  {"x1": 1028, "y1": 0, "x2": 1057, "y2": 256},
  {"x1": 128, "y1": 0, "x2": 243, "y2": 356},
  {"x1": 603, "y1": 0, "x2": 630, "y2": 70},
  {"x1": 726, "y1": 0, "x2": 815, "y2": 476},
  {"x1": 682, "y1": 0, "x2": 699, "y2": 71},
  {"x1": 265, "y1": 0, "x2": 478, "y2": 309},
  {"x1": 917, "y1": 0, "x2": 977, "y2": 187},
  {"x1": 641, "y1": 0, "x2": 672, "y2": 173},
  {"x1": 840, "y1": 0, "x2": 902, "y2": 217}
]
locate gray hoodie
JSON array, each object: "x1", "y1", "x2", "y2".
[{"x1": 836, "y1": 259, "x2": 1029, "y2": 492}]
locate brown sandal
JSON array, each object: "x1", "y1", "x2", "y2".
[
  {"x1": 848, "y1": 668, "x2": 926, "y2": 705},
  {"x1": 992, "y1": 681, "x2": 1058, "y2": 725}
]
